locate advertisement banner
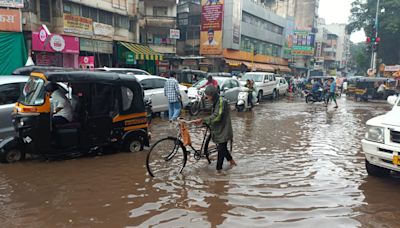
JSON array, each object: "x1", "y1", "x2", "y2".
[
  {"x1": 64, "y1": 14, "x2": 93, "y2": 36},
  {"x1": 291, "y1": 31, "x2": 315, "y2": 56},
  {"x1": 32, "y1": 32, "x2": 80, "y2": 54},
  {"x1": 169, "y1": 29, "x2": 180, "y2": 39},
  {"x1": 232, "y1": 0, "x2": 241, "y2": 46},
  {"x1": 0, "y1": 0, "x2": 23, "y2": 8},
  {"x1": 79, "y1": 56, "x2": 95, "y2": 70},
  {"x1": 80, "y1": 38, "x2": 113, "y2": 54},
  {"x1": 0, "y1": 8, "x2": 21, "y2": 32},
  {"x1": 200, "y1": 0, "x2": 224, "y2": 55},
  {"x1": 93, "y1": 22, "x2": 114, "y2": 38}
]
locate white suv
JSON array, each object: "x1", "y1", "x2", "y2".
[
  {"x1": 240, "y1": 72, "x2": 279, "y2": 101},
  {"x1": 362, "y1": 95, "x2": 400, "y2": 176}
]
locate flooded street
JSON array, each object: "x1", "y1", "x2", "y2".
[{"x1": 1, "y1": 96, "x2": 399, "y2": 228}]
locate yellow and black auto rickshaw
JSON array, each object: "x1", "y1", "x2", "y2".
[
  {"x1": 347, "y1": 76, "x2": 396, "y2": 101},
  {"x1": 0, "y1": 71, "x2": 150, "y2": 163},
  {"x1": 176, "y1": 69, "x2": 207, "y2": 87}
]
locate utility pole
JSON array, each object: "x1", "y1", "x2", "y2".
[{"x1": 370, "y1": 0, "x2": 380, "y2": 76}]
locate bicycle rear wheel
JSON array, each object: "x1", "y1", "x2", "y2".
[{"x1": 146, "y1": 137, "x2": 187, "y2": 177}]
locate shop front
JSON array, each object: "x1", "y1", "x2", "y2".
[
  {"x1": 116, "y1": 42, "x2": 163, "y2": 75},
  {"x1": 32, "y1": 32, "x2": 79, "y2": 68},
  {"x1": 80, "y1": 38, "x2": 113, "y2": 68}
]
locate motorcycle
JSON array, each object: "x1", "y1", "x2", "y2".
[
  {"x1": 188, "y1": 89, "x2": 211, "y2": 116},
  {"x1": 304, "y1": 88, "x2": 328, "y2": 104},
  {"x1": 236, "y1": 87, "x2": 257, "y2": 112}
]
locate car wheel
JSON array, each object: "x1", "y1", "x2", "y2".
[
  {"x1": 272, "y1": 90, "x2": 277, "y2": 100},
  {"x1": 257, "y1": 91, "x2": 263, "y2": 102},
  {"x1": 125, "y1": 138, "x2": 144, "y2": 152},
  {"x1": 365, "y1": 159, "x2": 390, "y2": 177},
  {"x1": 236, "y1": 105, "x2": 245, "y2": 112},
  {"x1": 0, "y1": 149, "x2": 23, "y2": 163}
]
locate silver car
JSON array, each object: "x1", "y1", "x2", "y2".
[
  {"x1": 188, "y1": 77, "x2": 242, "y2": 104},
  {"x1": 0, "y1": 76, "x2": 29, "y2": 141}
]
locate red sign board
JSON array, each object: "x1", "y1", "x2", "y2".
[{"x1": 32, "y1": 32, "x2": 79, "y2": 54}]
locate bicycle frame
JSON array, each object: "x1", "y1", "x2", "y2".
[{"x1": 175, "y1": 122, "x2": 212, "y2": 160}]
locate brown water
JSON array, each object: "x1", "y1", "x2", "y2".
[{"x1": 1, "y1": 96, "x2": 399, "y2": 228}]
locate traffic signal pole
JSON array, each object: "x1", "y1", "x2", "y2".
[{"x1": 371, "y1": 0, "x2": 380, "y2": 76}]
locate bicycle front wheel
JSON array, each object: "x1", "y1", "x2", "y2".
[{"x1": 146, "y1": 137, "x2": 187, "y2": 177}]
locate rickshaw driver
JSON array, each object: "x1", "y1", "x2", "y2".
[{"x1": 45, "y1": 83, "x2": 73, "y2": 125}]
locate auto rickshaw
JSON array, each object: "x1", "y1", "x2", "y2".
[
  {"x1": 176, "y1": 69, "x2": 207, "y2": 87},
  {"x1": 0, "y1": 71, "x2": 150, "y2": 163}
]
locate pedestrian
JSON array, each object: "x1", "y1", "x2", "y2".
[
  {"x1": 194, "y1": 86, "x2": 236, "y2": 173},
  {"x1": 327, "y1": 78, "x2": 338, "y2": 108},
  {"x1": 164, "y1": 72, "x2": 181, "y2": 122}
]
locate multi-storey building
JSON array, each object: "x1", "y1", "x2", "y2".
[{"x1": 176, "y1": 0, "x2": 201, "y2": 56}]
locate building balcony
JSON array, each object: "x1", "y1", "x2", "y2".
[{"x1": 141, "y1": 16, "x2": 176, "y2": 28}]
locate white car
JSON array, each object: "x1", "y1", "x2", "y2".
[
  {"x1": 362, "y1": 95, "x2": 400, "y2": 176},
  {"x1": 276, "y1": 77, "x2": 289, "y2": 96},
  {"x1": 96, "y1": 67, "x2": 150, "y2": 75},
  {"x1": 240, "y1": 72, "x2": 279, "y2": 100},
  {"x1": 134, "y1": 75, "x2": 189, "y2": 113}
]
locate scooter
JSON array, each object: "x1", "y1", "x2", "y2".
[
  {"x1": 189, "y1": 89, "x2": 211, "y2": 116},
  {"x1": 236, "y1": 87, "x2": 257, "y2": 112}
]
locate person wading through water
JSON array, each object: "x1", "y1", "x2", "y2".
[{"x1": 194, "y1": 86, "x2": 236, "y2": 173}]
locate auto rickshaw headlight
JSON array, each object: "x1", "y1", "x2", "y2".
[
  {"x1": 365, "y1": 126, "x2": 384, "y2": 143},
  {"x1": 19, "y1": 119, "x2": 25, "y2": 127}
]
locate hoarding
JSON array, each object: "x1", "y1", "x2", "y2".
[
  {"x1": 64, "y1": 14, "x2": 93, "y2": 36},
  {"x1": 200, "y1": 0, "x2": 224, "y2": 55},
  {"x1": 291, "y1": 31, "x2": 315, "y2": 56},
  {"x1": 169, "y1": 29, "x2": 180, "y2": 39},
  {"x1": 0, "y1": 0, "x2": 23, "y2": 8},
  {"x1": 0, "y1": 8, "x2": 21, "y2": 32},
  {"x1": 232, "y1": 0, "x2": 241, "y2": 46},
  {"x1": 93, "y1": 22, "x2": 114, "y2": 38}
]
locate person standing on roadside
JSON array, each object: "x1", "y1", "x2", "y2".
[
  {"x1": 164, "y1": 72, "x2": 181, "y2": 122},
  {"x1": 194, "y1": 86, "x2": 236, "y2": 173}
]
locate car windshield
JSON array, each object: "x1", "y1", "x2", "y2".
[
  {"x1": 18, "y1": 77, "x2": 45, "y2": 106},
  {"x1": 193, "y1": 78, "x2": 224, "y2": 89},
  {"x1": 242, "y1": 74, "x2": 264, "y2": 82}
]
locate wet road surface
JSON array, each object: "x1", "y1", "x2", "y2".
[{"x1": 1, "y1": 96, "x2": 399, "y2": 227}]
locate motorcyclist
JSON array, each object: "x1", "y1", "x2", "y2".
[
  {"x1": 244, "y1": 79, "x2": 256, "y2": 107},
  {"x1": 311, "y1": 79, "x2": 323, "y2": 100},
  {"x1": 200, "y1": 75, "x2": 219, "y2": 91}
]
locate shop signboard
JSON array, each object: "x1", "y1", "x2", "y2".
[
  {"x1": 32, "y1": 32, "x2": 79, "y2": 54},
  {"x1": 126, "y1": 53, "x2": 136, "y2": 64},
  {"x1": 291, "y1": 31, "x2": 315, "y2": 56},
  {"x1": 200, "y1": 0, "x2": 224, "y2": 55},
  {"x1": 64, "y1": 14, "x2": 93, "y2": 36},
  {"x1": 0, "y1": 0, "x2": 23, "y2": 8},
  {"x1": 169, "y1": 29, "x2": 180, "y2": 39},
  {"x1": 0, "y1": 8, "x2": 21, "y2": 32},
  {"x1": 80, "y1": 38, "x2": 113, "y2": 54},
  {"x1": 385, "y1": 65, "x2": 400, "y2": 72},
  {"x1": 79, "y1": 56, "x2": 95, "y2": 70},
  {"x1": 232, "y1": 0, "x2": 241, "y2": 46},
  {"x1": 93, "y1": 22, "x2": 114, "y2": 38}
]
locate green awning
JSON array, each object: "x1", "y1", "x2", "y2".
[
  {"x1": 119, "y1": 42, "x2": 163, "y2": 61},
  {"x1": 0, "y1": 32, "x2": 27, "y2": 75}
]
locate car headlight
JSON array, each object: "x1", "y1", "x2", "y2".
[{"x1": 365, "y1": 126, "x2": 385, "y2": 143}]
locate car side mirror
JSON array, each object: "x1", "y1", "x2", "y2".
[
  {"x1": 223, "y1": 87, "x2": 229, "y2": 91},
  {"x1": 387, "y1": 95, "x2": 398, "y2": 106}
]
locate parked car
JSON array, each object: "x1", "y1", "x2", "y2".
[
  {"x1": 133, "y1": 75, "x2": 189, "y2": 113},
  {"x1": 96, "y1": 67, "x2": 150, "y2": 75},
  {"x1": 188, "y1": 76, "x2": 241, "y2": 104},
  {"x1": 240, "y1": 72, "x2": 279, "y2": 100},
  {"x1": 362, "y1": 95, "x2": 400, "y2": 176},
  {"x1": 0, "y1": 76, "x2": 29, "y2": 141},
  {"x1": 276, "y1": 77, "x2": 289, "y2": 96}
]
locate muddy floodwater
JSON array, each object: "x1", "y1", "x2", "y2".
[{"x1": 1, "y1": 96, "x2": 399, "y2": 227}]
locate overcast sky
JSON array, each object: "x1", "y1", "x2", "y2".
[{"x1": 318, "y1": 0, "x2": 365, "y2": 43}]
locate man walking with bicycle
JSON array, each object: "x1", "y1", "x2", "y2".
[{"x1": 194, "y1": 86, "x2": 236, "y2": 173}]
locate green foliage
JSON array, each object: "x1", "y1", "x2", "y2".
[
  {"x1": 347, "y1": 0, "x2": 400, "y2": 64},
  {"x1": 349, "y1": 42, "x2": 370, "y2": 75}
]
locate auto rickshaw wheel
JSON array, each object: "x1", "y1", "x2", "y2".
[
  {"x1": 0, "y1": 149, "x2": 24, "y2": 163},
  {"x1": 125, "y1": 137, "x2": 144, "y2": 152}
]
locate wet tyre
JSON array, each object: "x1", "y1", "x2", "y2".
[
  {"x1": 272, "y1": 90, "x2": 277, "y2": 100},
  {"x1": 146, "y1": 137, "x2": 187, "y2": 177},
  {"x1": 236, "y1": 105, "x2": 245, "y2": 112},
  {"x1": 204, "y1": 133, "x2": 218, "y2": 165},
  {"x1": 125, "y1": 137, "x2": 144, "y2": 152},
  {"x1": 0, "y1": 148, "x2": 23, "y2": 164},
  {"x1": 365, "y1": 159, "x2": 390, "y2": 177},
  {"x1": 189, "y1": 101, "x2": 200, "y2": 116},
  {"x1": 257, "y1": 91, "x2": 263, "y2": 102},
  {"x1": 306, "y1": 95, "x2": 314, "y2": 103}
]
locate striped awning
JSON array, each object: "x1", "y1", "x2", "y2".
[{"x1": 119, "y1": 42, "x2": 163, "y2": 61}]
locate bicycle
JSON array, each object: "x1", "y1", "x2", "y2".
[{"x1": 146, "y1": 118, "x2": 219, "y2": 177}]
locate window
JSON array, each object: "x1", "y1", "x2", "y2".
[
  {"x1": 153, "y1": 6, "x2": 168, "y2": 16},
  {"x1": 129, "y1": 20, "x2": 136, "y2": 32},
  {"x1": 121, "y1": 87, "x2": 133, "y2": 111},
  {"x1": 115, "y1": 15, "x2": 129, "y2": 29},
  {"x1": 18, "y1": 77, "x2": 46, "y2": 106},
  {"x1": 0, "y1": 83, "x2": 24, "y2": 105},
  {"x1": 99, "y1": 10, "x2": 113, "y2": 25},
  {"x1": 140, "y1": 80, "x2": 154, "y2": 90},
  {"x1": 231, "y1": 80, "x2": 240, "y2": 88},
  {"x1": 81, "y1": 6, "x2": 98, "y2": 21},
  {"x1": 40, "y1": 0, "x2": 51, "y2": 22},
  {"x1": 153, "y1": 79, "x2": 166, "y2": 89}
]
